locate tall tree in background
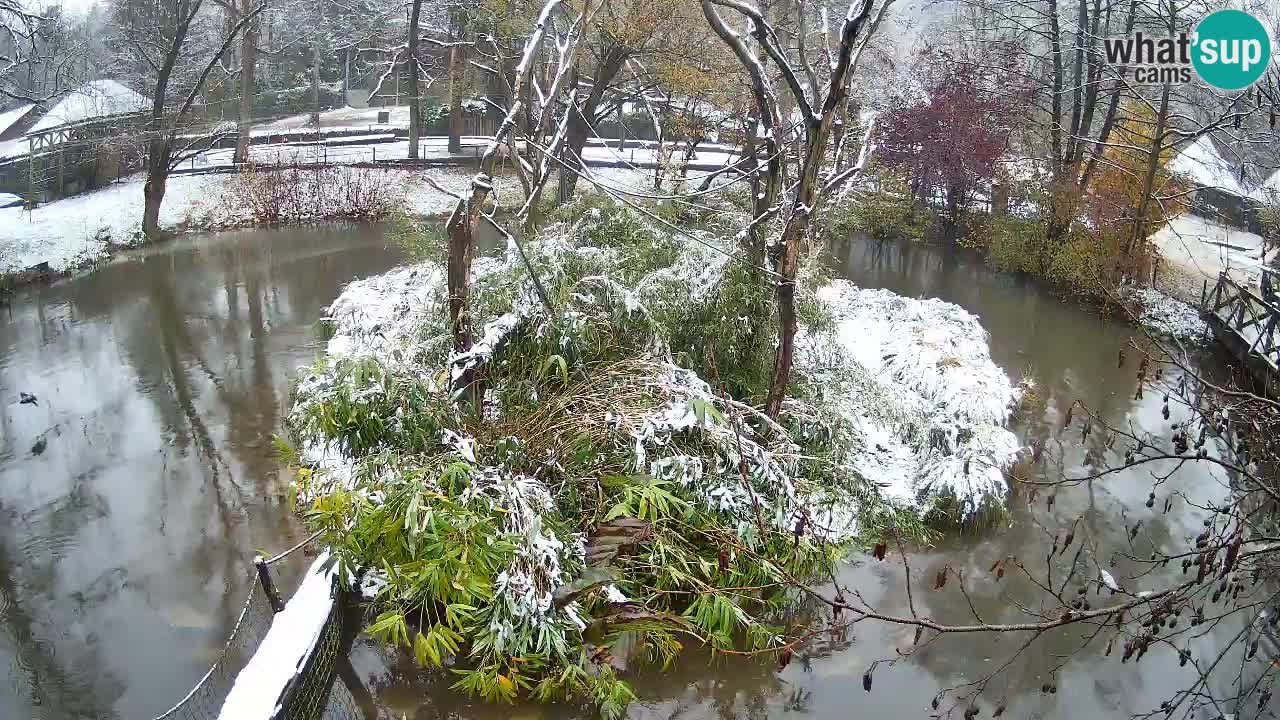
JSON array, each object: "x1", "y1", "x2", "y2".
[
  {"x1": 1, "y1": 1, "x2": 84, "y2": 103},
  {"x1": 558, "y1": 0, "x2": 655, "y2": 196},
  {"x1": 878, "y1": 48, "x2": 1022, "y2": 224},
  {"x1": 407, "y1": 0, "x2": 425, "y2": 159},
  {"x1": 702, "y1": 0, "x2": 890, "y2": 420},
  {"x1": 112, "y1": 0, "x2": 261, "y2": 236},
  {"x1": 446, "y1": 6, "x2": 470, "y2": 154},
  {"x1": 954, "y1": 0, "x2": 1138, "y2": 244},
  {"x1": 1082, "y1": 97, "x2": 1189, "y2": 286},
  {"x1": 443, "y1": 0, "x2": 602, "y2": 356},
  {"x1": 212, "y1": 0, "x2": 258, "y2": 163}
]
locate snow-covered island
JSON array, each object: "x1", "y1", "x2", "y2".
[{"x1": 284, "y1": 196, "x2": 1024, "y2": 709}]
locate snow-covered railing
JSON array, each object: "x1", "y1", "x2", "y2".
[
  {"x1": 216, "y1": 553, "x2": 346, "y2": 720},
  {"x1": 141, "y1": 535, "x2": 357, "y2": 720}
]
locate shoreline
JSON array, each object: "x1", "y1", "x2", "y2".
[
  {"x1": 1, "y1": 176, "x2": 1211, "y2": 349},
  {"x1": 0, "y1": 165, "x2": 504, "y2": 291}
]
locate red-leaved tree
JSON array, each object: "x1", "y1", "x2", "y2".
[{"x1": 878, "y1": 49, "x2": 1024, "y2": 222}]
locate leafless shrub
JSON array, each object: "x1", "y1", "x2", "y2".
[{"x1": 223, "y1": 164, "x2": 405, "y2": 225}]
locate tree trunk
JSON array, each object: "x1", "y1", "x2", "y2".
[
  {"x1": 1044, "y1": 195, "x2": 1071, "y2": 252},
  {"x1": 561, "y1": 45, "x2": 628, "y2": 197},
  {"x1": 764, "y1": 114, "x2": 836, "y2": 420},
  {"x1": 233, "y1": 0, "x2": 257, "y2": 164},
  {"x1": 1047, "y1": 0, "x2": 1065, "y2": 187},
  {"x1": 740, "y1": 112, "x2": 764, "y2": 264},
  {"x1": 1127, "y1": 82, "x2": 1171, "y2": 277},
  {"x1": 310, "y1": 18, "x2": 321, "y2": 128},
  {"x1": 562, "y1": 105, "x2": 591, "y2": 197},
  {"x1": 142, "y1": 140, "x2": 170, "y2": 238},
  {"x1": 616, "y1": 104, "x2": 625, "y2": 151},
  {"x1": 448, "y1": 44, "x2": 465, "y2": 153},
  {"x1": 407, "y1": 0, "x2": 423, "y2": 160},
  {"x1": 446, "y1": 212, "x2": 474, "y2": 350}
]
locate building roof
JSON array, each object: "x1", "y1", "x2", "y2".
[
  {"x1": 1170, "y1": 135, "x2": 1247, "y2": 198},
  {"x1": 0, "y1": 104, "x2": 35, "y2": 137},
  {"x1": 27, "y1": 80, "x2": 147, "y2": 134}
]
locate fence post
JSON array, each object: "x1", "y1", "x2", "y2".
[
  {"x1": 27, "y1": 137, "x2": 35, "y2": 207},
  {"x1": 255, "y1": 555, "x2": 286, "y2": 613}
]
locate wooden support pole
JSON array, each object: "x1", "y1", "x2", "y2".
[
  {"x1": 27, "y1": 137, "x2": 35, "y2": 208},
  {"x1": 255, "y1": 555, "x2": 286, "y2": 613}
]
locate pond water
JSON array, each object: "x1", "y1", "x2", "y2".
[
  {"x1": 0, "y1": 225, "x2": 1251, "y2": 720},
  {"x1": 0, "y1": 225, "x2": 405, "y2": 719}
]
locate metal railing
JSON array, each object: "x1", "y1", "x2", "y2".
[{"x1": 144, "y1": 530, "x2": 360, "y2": 720}]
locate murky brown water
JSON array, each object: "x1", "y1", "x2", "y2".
[
  {"x1": 348, "y1": 236, "x2": 1254, "y2": 720},
  {"x1": 0, "y1": 224, "x2": 404, "y2": 719},
  {"x1": 0, "y1": 226, "x2": 1257, "y2": 720}
]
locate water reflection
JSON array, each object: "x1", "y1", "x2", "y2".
[
  {"x1": 0, "y1": 224, "x2": 405, "y2": 719},
  {"x1": 346, "y1": 233, "x2": 1248, "y2": 720}
]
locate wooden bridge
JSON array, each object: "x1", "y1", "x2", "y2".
[{"x1": 1202, "y1": 270, "x2": 1280, "y2": 395}]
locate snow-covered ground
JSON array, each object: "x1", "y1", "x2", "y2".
[
  {"x1": 0, "y1": 173, "x2": 228, "y2": 273},
  {"x1": 254, "y1": 105, "x2": 416, "y2": 132},
  {"x1": 182, "y1": 136, "x2": 739, "y2": 172},
  {"x1": 1121, "y1": 286, "x2": 1209, "y2": 342},
  {"x1": 0, "y1": 165, "x2": 659, "y2": 275},
  {"x1": 0, "y1": 169, "x2": 476, "y2": 274},
  {"x1": 1152, "y1": 212, "x2": 1274, "y2": 303}
]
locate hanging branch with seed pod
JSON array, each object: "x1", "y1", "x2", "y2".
[{"x1": 774, "y1": 303, "x2": 1280, "y2": 720}]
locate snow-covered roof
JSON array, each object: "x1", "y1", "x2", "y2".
[
  {"x1": 28, "y1": 80, "x2": 147, "y2": 134},
  {"x1": 1170, "y1": 135, "x2": 1247, "y2": 198},
  {"x1": 1250, "y1": 167, "x2": 1280, "y2": 203},
  {"x1": 0, "y1": 104, "x2": 34, "y2": 135}
]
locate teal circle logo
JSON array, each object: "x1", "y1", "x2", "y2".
[{"x1": 1192, "y1": 9, "x2": 1271, "y2": 90}]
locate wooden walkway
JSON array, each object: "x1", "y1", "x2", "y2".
[{"x1": 1202, "y1": 270, "x2": 1280, "y2": 395}]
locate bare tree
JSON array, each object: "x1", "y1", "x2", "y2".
[
  {"x1": 0, "y1": 0, "x2": 73, "y2": 103},
  {"x1": 211, "y1": 0, "x2": 258, "y2": 163},
  {"x1": 111, "y1": 0, "x2": 262, "y2": 237},
  {"x1": 700, "y1": 0, "x2": 890, "y2": 419},
  {"x1": 436, "y1": 0, "x2": 602, "y2": 358},
  {"x1": 407, "y1": 0, "x2": 425, "y2": 159}
]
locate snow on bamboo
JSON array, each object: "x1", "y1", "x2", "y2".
[
  {"x1": 293, "y1": 206, "x2": 1022, "y2": 528},
  {"x1": 799, "y1": 282, "x2": 1023, "y2": 517}
]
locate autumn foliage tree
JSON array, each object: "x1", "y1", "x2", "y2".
[
  {"x1": 877, "y1": 50, "x2": 1023, "y2": 224},
  {"x1": 1088, "y1": 99, "x2": 1188, "y2": 278}
]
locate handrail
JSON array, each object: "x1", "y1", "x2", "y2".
[{"x1": 1215, "y1": 272, "x2": 1280, "y2": 317}]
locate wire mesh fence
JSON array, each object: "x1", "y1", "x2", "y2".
[
  {"x1": 148, "y1": 570, "x2": 280, "y2": 720},
  {"x1": 277, "y1": 576, "x2": 350, "y2": 717},
  {"x1": 144, "y1": 538, "x2": 367, "y2": 720}
]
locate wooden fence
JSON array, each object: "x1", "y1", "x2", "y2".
[{"x1": 1202, "y1": 271, "x2": 1279, "y2": 393}]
